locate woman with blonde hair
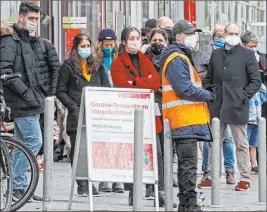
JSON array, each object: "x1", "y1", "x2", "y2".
[
  {"x1": 92, "y1": 28, "x2": 124, "y2": 193},
  {"x1": 92, "y1": 28, "x2": 119, "y2": 88}
]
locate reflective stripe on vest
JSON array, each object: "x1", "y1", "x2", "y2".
[
  {"x1": 162, "y1": 100, "x2": 203, "y2": 110},
  {"x1": 161, "y1": 52, "x2": 210, "y2": 129}
]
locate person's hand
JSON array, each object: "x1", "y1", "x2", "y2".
[
  {"x1": 205, "y1": 84, "x2": 216, "y2": 93},
  {"x1": 208, "y1": 92, "x2": 216, "y2": 103}
]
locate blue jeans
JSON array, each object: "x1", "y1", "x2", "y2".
[
  {"x1": 13, "y1": 115, "x2": 43, "y2": 190},
  {"x1": 247, "y1": 124, "x2": 259, "y2": 147},
  {"x1": 202, "y1": 125, "x2": 235, "y2": 173}
]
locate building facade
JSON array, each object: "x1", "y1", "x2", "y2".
[{"x1": 1, "y1": 0, "x2": 266, "y2": 61}]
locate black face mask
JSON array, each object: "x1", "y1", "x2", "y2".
[
  {"x1": 162, "y1": 28, "x2": 174, "y2": 44},
  {"x1": 151, "y1": 43, "x2": 165, "y2": 55}
]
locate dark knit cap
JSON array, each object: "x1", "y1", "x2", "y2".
[{"x1": 98, "y1": 28, "x2": 117, "y2": 41}]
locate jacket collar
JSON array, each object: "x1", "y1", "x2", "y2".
[
  {"x1": 13, "y1": 23, "x2": 31, "y2": 42},
  {"x1": 119, "y1": 50, "x2": 147, "y2": 77}
]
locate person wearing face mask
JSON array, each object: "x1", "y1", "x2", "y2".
[
  {"x1": 56, "y1": 34, "x2": 110, "y2": 198},
  {"x1": 156, "y1": 16, "x2": 174, "y2": 44},
  {"x1": 240, "y1": 30, "x2": 267, "y2": 174},
  {"x1": 203, "y1": 24, "x2": 261, "y2": 191},
  {"x1": 0, "y1": 1, "x2": 60, "y2": 202},
  {"x1": 197, "y1": 25, "x2": 236, "y2": 188},
  {"x1": 143, "y1": 28, "x2": 177, "y2": 208},
  {"x1": 92, "y1": 28, "x2": 124, "y2": 193},
  {"x1": 140, "y1": 18, "x2": 157, "y2": 53},
  {"x1": 110, "y1": 27, "x2": 160, "y2": 206},
  {"x1": 159, "y1": 20, "x2": 214, "y2": 212}
]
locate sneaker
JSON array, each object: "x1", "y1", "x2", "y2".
[
  {"x1": 145, "y1": 186, "x2": 155, "y2": 200},
  {"x1": 235, "y1": 181, "x2": 250, "y2": 191},
  {"x1": 92, "y1": 184, "x2": 101, "y2": 197},
  {"x1": 98, "y1": 182, "x2": 111, "y2": 192},
  {"x1": 226, "y1": 172, "x2": 235, "y2": 184},
  {"x1": 251, "y1": 166, "x2": 258, "y2": 174},
  {"x1": 185, "y1": 204, "x2": 203, "y2": 211},
  {"x1": 37, "y1": 155, "x2": 44, "y2": 171},
  {"x1": 77, "y1": 184, "x2": 89, "y2": 197},
  {"x1": 31, "y1": 194, "x2": 43, "y2": 201},
  {"x1": 12, "y1": 189, "x2": 24, "y2": 202},
  {"x1": 197, "y1": 178, "x2": 211, "y2": 189},
  {"x1": 112, "y1": 182, "x2": 124, "y2": 193},
  {"x1": 178, "y1": 204, "x2": 186, "y2": 212},
  {"x1": 200, "y1": 172, "x2": 209, "y2": 182}
]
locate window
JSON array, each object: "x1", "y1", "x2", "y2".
[{"x1": 142, "y1": 1, "x2": 149, "y2": 20}]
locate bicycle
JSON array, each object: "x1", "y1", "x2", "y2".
[
  {"x1": 0, "y1": 136, "x2": 12, "y2": 211},
  {"x1": 0, "y1": 74, "x2": 40, "y2": 212}
]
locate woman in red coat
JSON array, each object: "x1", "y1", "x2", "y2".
[{"x1": 110, "y1": 26, "x2": 168, "y2": 207}]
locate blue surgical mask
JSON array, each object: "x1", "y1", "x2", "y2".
[
  {"x1": 214, "y1": 38, "x2": 225, "y2": 48},
  {"x1": 248, "y1": 47, "x2": 260, "y2": 62},
  {"x1": 78, "y1": 48, "x2": 91, "y2": 59},
  {"x1": 102, "y1": 47, "x2": 115, "y2": 56}
]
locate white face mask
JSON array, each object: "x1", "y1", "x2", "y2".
[
  {"x1": 24, "y1": 20, "x2": 37, "y2": 34},
  {"x1": 184, "y1": 34, "x2": 198, "y2": 49},
  {"x1": 126, "y1": 40, "x2": 141, "y2": 54},
  {"x1": 225, "y1": 36, "x2": 240, "y2": 46}
]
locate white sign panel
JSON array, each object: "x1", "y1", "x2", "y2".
[{"x1": 83, "y1": 87, "x2": 158, "y2": 184}]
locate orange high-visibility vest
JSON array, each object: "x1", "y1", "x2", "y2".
[{"x1": 162, "y1": 52, "x2": 210, "y2": 129}]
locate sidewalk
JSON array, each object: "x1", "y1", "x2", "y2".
[{"x1": 21, "y1": 160, "x2": 266, "y2": 211}]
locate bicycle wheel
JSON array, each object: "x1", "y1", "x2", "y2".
[
  {"x1": 2, "y1": 135, "x2": 39, "y2": 212},
  {"x1": 0, "y1": 139, "x2": 12, "y2": 212}
]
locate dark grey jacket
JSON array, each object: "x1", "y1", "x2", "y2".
[
  {"x1": 56, "y1": 59, "x2": 110, "y2": 133},
  {"x1": 203, "y1": 44, "x2": 261, "y2": 124}
]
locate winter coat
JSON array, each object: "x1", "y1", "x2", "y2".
[
  {"x1": 0, "y1": 23, "x2": 44, "y2": 117},
  {"x1": 110, "y1": 50, "x2": 160, "y2": 91},
  {"x1": 30, "y1": 37, "x2": 60, "y2": 96},
  {"x1": 159, "y1": 43, "x2": 212, "y2": 141},
  {"x1": 56, "y1": 59, "x2": 110, "y2": 133},
  {"x1": 110, "y1": 50, "x2": 161, "y2": 133},
  {"x1": 203, "y1": 44, "x2": 261, "y2": 124}
]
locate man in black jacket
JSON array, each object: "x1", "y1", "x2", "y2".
[
  {"x1": 0, "y1": 1, "x2": 59, "y2": 201},
  {"x1": 203, "y1": 24, "x2": 261, "y2": 191}
]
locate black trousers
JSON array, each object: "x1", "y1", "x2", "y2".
[{"x1": 175, "y1": 138, "x2": 198, "y2": 207}]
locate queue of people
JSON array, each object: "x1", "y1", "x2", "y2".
[{"x1": 1, "y1": 1, "x2": 266, "y2": 211}]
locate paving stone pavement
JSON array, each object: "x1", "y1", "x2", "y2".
[{"x1": 19, "y1": 158, "x2": 266, "y2": 211}]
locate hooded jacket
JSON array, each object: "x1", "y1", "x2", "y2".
[
  {"x1": 0, "y1": 22, "x2": 44, "y2": 117},
  {"x1": 159, "y1": 43, "x2": 212, "y2": 141}
]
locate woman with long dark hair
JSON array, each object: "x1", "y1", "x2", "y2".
[
  {"x1": 110, "y1": 27, "x2": 175, "y2": 208},
  {"x1": 56, "y1": 33, "x2": 110, "y2": 197}
]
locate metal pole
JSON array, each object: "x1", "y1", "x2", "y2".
[
  {"x1": 43, "y1": 97, "x2": 54, "y2": 211},
  {"x1": 133, "y1": 108, "x2": 144, "y2": 211},
  {"x1": 211, "y1": 118, "x2": 220, "y2": 206},
  {"x1": 163, "y1": 119, "x2": 173, "y2": 211},
  {"x1": 258, "y1": 117, "x2": 266, "y2": 203}
]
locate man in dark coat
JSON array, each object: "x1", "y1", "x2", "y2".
[
  {"x1": 0, "y1": 1, "x2": 59, "y2": 201},
  {"x1": 203, "y1": 24, "x2": 261, "y2": 191}
]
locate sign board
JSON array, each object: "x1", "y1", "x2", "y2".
[
  {"x1": 63, "y1": 16, "x2": 87, "y2": 24},
  {"x1": 65, "y1": 28, "x2": 82, "y2": 53},
  {"x1": 8, "y1": 17, "x2": 15, "y2": 23},
  {"x1": 68, "y1": 87, "x2": 159, "y2": 210}
]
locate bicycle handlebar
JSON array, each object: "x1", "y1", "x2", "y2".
[{"x1": 0, "y1": 74, "x2": 21, "y2": 82}]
